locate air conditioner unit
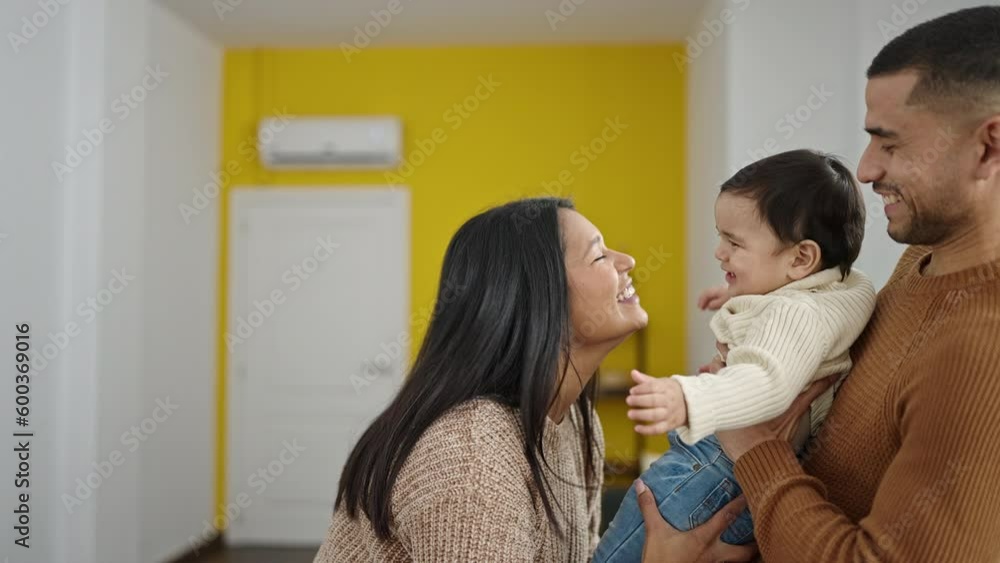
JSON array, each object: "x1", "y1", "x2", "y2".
[{"x1": 258, "y1": 116, "x2": 402, "y2": 170}]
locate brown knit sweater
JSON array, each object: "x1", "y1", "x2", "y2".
[
  {"x1": 313, "y1": 399, "x2": 604, "y2": 562},
  {"x1": 735, "y1": 246, "x2": 1000, "y2": 562}
]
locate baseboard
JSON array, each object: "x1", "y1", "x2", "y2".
[{"x1": 168, "y1": 534, "x2": 224, "y2": 562}]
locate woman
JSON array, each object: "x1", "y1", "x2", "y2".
[{"x1": 313, "y1": 197, "x2": 646, "y2": 561}]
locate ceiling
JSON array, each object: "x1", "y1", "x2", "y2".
[{"x1": 159, "y1": 0, "x2": 700, "y2": 47}]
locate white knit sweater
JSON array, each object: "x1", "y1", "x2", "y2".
[{"x1": 674, "y1": 267, "x2": 876, "y2": 444}]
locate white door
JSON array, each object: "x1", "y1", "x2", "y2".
[{"x1": 226, "y1": 187, "x2": 409, "y2": 545}]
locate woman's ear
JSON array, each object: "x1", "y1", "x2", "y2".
[{"x1": 787, "y1": 240, "x2": 822, "y2": 281}]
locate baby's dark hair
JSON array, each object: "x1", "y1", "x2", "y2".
[{"x1": 721, "y1": 149, "x2": 865, "y2": 279}]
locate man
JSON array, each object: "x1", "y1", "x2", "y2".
[{"x1": 640, "y1": 6, "x2": 1000, "y2": 562}]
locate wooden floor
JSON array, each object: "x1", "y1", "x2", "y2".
[{"x1": 188, "y1": 546, "x2": 318, "y2": 563}]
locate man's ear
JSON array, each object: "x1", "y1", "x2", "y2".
[
  {"x1": 975, "y1": 114, "x2": 1000, "y2": 181},
  {"x1": 788, "y1": 240, "x2": 822, "y2": 281}
]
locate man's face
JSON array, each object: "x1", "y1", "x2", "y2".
[{"x1": 858, "y1": 71, "x2": 972, "y2": 245}]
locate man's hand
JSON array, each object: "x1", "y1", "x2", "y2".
[
  {"x1": 716, "y1": 373, "x2": 840, "y2": 462},
  {"x1": 697, "y1": 285, "x2": 730, "y2": 311},
  {"x1": 627, "y1": 371, "x2": 687, "y2": 435},
  {"x1": 636, "y1": 478, "x2": 758, "y2": 563}
]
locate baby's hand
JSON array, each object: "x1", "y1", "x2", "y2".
[
  {"x1": 716, "y1": 340, "x2": 730, "y2": 361},
  {"x1": 626, "y1": 370, "x2": 687, "y2": 435},
  {"x1": 697, "y1": 285, "x2": 730, "y2": 311},
  {"x1": 698, "y1": 356, "x2": 726, "y2": 374}
]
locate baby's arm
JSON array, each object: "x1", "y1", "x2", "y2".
[
  {"x1": 697, "y1": 285, "x2": 730, "y2": 311},
  {"x1": 673, "y1": 302, "x2": 830, "y2": 444},
  {"x1": 630, "y1": 341, "x2": 728, "y2": 433},
  {"x1": 627, "y1": 371, "x2": 688, "y2": 435},
  {"x1": 698, "y1": 342, "x2": 728, "y2": 373}
]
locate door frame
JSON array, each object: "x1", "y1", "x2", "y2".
[{"x1": 221, "y1": 185, "x2": 410, "y2": 543}]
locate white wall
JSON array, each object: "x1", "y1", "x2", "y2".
[
  {"x1": 141, "y1": 3, "x2": 222, "y2": 561},
  {"x1": 0, "y1": 2, "x2": 74, "y2": 561},
  {"x1": 2, "y1": 1, "x2": 220, "y2": 561},
  {"x1": 94, "y1": 0, "x2": 150, "y2": 560},
  {"x1": 684, "y1": 0, "x2": 734, "y2": 372},
  {"x1": 684, "y1": 0, "x2": 983, "y2": 370},
  {"x1": 2, "y1": 1, "x2": 148, "y2": 562}
]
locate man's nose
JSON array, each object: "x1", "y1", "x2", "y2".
[{"x1": 857, "y1": 143, "x2": 885, "y2": 185}]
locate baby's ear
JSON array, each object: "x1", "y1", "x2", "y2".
[{"x1": 788, "y1": 240, "x2": 822, "y2": 280}]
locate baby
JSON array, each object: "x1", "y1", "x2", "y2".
[{"x1": 593, "y1": 149, "x2": 877, "y2": 562}]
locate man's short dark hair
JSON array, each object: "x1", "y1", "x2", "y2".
[
  {"x1": 721, "y1": 150, "x2": 865, "y2": 280},
  {"x1": 867, "y1": 6, "x2": 1000, "y2": 115}
]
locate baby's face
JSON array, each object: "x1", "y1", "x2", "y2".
[{"x1": 713, "y1": 193, "x2": 797, "y2": 298}]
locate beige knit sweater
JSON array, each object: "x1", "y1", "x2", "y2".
[
  {"x1": 313, "y1": 399, "x2": 605, "y2": 562},
  {"x1": 674, "y1": 267, "x2": 877, "y2": 444}
]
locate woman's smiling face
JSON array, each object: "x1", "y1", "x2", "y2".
[{"x1": 559, "y1": 209, "x2": 648, "y2": 347}]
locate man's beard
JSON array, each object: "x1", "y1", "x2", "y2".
[
  {"x1": 889, "y1": 213, "x2": 957, "y2": 245},
  {"x1": 888, "y1": 195, "x2": 968, "y2": 246},
  {"x1": 880, "y1": 178, "x2": 967, "y2": 246}
]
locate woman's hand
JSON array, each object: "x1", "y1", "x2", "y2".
[
  {"x1": 716, "y1": 373, "x2": 840, "y2": 462},
  {"x1": 636, "y1": 478, "x2": 758, "y2": 563}
]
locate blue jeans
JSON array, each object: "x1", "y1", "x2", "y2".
[{"x1": 593, "y1": 431, "x2": 754, "y2": 563}]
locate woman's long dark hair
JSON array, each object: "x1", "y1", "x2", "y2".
[{"x1": 335, "y1": 197, "x2": 599, "y2": 539}]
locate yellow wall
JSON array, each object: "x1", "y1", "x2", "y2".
[{"x1": 217, "y1": 45, "x2": 686, "y2": 516}]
